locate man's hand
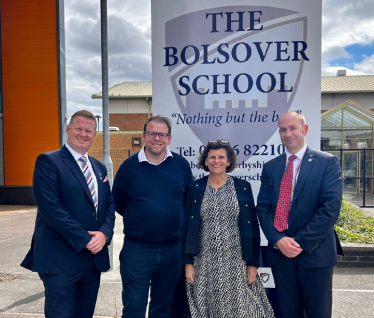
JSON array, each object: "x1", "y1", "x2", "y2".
[
  {"x1": 86, "y1": 231, "x2": 107, "y2": 254},
  {"x1": 185, "y1": 264, "x2": 195, "y2": 285},
  {"x1": 247, "y1": 266, "x2": 257, "y2": 284},
  {"x1": 276, "y1": 237, "x2": 303, "y2": 258}
]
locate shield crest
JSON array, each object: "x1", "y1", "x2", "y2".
[{"x1": 165, "y1": 6, "x2": 308, "y2": 162}]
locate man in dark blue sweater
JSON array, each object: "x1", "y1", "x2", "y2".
[{"x1": 113, "y1": 116, "x2": 193, "y2": 318}]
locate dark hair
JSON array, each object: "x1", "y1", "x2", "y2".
[
  {"x1": 143, "y1": 115, "x2": 172, "y2": 134},
  {"x1": 197, "y1": 141, "x2": 237, "y2": 173},
  {"x1": 70, "y1": 110, "x2": 97, "y2": 130}
]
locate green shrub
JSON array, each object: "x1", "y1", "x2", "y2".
[{"x1": 335, "y1": 197, "x2": 374, "y2": 243}]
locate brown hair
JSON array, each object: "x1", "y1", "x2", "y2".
[
  {"x1": 70, "y1": 110, "x2": 97, "y2": 130},
  {"x1": 143, "y1": 115, "x2": 172, "y2": 134},
  {"x1": 197, "y1": 141, "x2": 237, "y2": 173}
]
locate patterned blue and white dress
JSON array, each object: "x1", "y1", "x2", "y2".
[{"x1": 186, "y1": 176, "x2": 274, "y2": 318}]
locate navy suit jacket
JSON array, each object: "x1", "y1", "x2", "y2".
[
  {"x1": 257, "y1": 147, "x2": 343, "y2": 268},
  {"x1": 182, "y1": 176, "x2": 261, "y2": 268},
  {"x1": 21, "y1": 145, "x2": 116, "y2": 275}
]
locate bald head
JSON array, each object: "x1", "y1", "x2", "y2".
[
  {"x1": 278, "y1": 111, "x2": 306, "y2": 128},
  {"x1": 278, "y1": 111, "x2": 308, "y2": 154}
]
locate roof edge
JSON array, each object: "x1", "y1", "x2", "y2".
[
  {"x1": 322, "y1": 90, "x2": 374, "y2": 94},
  {"x1": 91, "y1": 94, "x2": 152, "y2": 99}
]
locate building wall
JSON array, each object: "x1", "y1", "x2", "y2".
[
  {"x1": 89, "y1": 132, "x2": 144, "y2": 177},
  {"x1": 109, "y1": 113, "x2": 149, "y2": 131},
  {"x1": 109, "y1": 98, "x2": 152, "y2": 114},
  {"x1": 1, "y1": 0, "x2": 60, "y2": 187},
  {"x1": 322, "y1": 92, "x2": 374, "y2": 112}
]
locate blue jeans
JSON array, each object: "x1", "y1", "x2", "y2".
[{"x1": 120, "y1": 238, "x2": 181, "y2": 318}]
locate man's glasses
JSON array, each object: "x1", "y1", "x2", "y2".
[
  {"x1": 144, "y1": 131, "x2": 170, "y2": 140},
  {"x1": 208, "y1": 139, "x2": 229, "y2": 145}
]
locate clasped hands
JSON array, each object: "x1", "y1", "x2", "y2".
[
  {"x1": 185, "y1": 264, "x2": 258, "y2": 285},
  {"x1": 276, "y1": 236, "x2": 303, "y2": 258},
  {"x1": 86, "y1": 231, "x2": 107, "y2": 254}
]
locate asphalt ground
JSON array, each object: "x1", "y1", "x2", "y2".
[{"x1": 0, "y1": 206, "x2": 373, "y2": 318}]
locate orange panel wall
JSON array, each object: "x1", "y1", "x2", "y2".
[{"x1": 1, "y1": 0, "x2": 60, "y2": 186}]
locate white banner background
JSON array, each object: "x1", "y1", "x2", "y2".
[{"x1": 152, "y1": 0, "x2": 322, "y2": 290}]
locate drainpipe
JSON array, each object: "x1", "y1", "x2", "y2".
[{"x1": 146, "y1": 97, "x2": 151, "y2": 119}]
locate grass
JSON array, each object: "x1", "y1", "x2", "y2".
[{"x1": 335, "y1": 197, "x2": 374, "y2": 243}]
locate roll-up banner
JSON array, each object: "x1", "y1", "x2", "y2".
[{"x1": 152, "y1": 0, "x2": 321, "y2": 309}]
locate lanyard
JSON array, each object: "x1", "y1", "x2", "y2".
[{"x1": 286, "y1": 151, "x2": 306, "y2": 200}]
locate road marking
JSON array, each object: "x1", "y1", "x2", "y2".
[
  {"x1": 333, "y1": 289, "x2": 374, "y2": 293},
  {"x1": 0, "y1": 233, "x2": 33, "y2": 242}
]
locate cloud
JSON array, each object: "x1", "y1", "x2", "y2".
[
  {"x1": 109, "y1": 54, "x2": 151, "y2": 86},
  {"x1": 322, "y1": 46, "x2": 351, "y2": 64},
  {"x1": 322, "y1": 0, "x2": 374, "y2": 51},
  {"x1": 107, "y1": 15, "x2": 150, "y2": 56},
  {"x1": 108, "y1": 0, "x2": 151, "y2": 33},
  {"x1": 321, "y1": 66, "x2": 363, "y2": 76},
  {"x1": 64, "y1": 0, "x2": 99, "y2": 20},
  {"x1": 354, "y1": 54, "x2": 374, "y2": 74},
  {"x1": 64, "y1": 0, "x2": 152, "y2": 114},
  {"x1": 64, "y1": 0, "x2": 374, "y2": 114},
  {"x1": 321, "y1": 0, "x2": 374, "y2": 72}
]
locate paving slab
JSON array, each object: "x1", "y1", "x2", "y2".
[
  {"x1": 0, "y1": 212, "x2": 37, "y2": 241},
  {"x1": 0, "y1": 209, "x2": 374, "y2": 318}
]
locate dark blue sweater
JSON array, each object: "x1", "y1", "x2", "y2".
[{"x1": 112, "y1": 152, "x2": 193, "y2": 247}]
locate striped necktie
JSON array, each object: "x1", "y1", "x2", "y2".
[
  {"x1": 274, "y1": 155, "x2": 297, "y2": 232},
  {"x1": 78, "y1": 156, "x2": 98, "y2": 211}
]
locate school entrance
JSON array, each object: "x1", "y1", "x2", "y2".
[{"x1": 321, "y1": 100, "x2": 374, "y2": 207}]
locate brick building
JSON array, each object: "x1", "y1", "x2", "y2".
[{"x1": 92, "y1": 73, "x2": 374, "y2": 196}]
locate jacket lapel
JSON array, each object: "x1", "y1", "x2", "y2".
[
  {"x1": 60, "y1": 145, "x2": 95, "y2": 207},
  {"x1": 291, "y1": 147, "x2": 316, "y2": 204},
  {"x1": 194, "y1": 176, "x2": 208, "y2": 207}
]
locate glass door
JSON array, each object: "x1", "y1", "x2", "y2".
[
  {"x1": 331, "y1": 151, "x2": 360, "y2": 194},
  {"x1": 343, "y1": 152, "x2": 359, "y2": 193},
  {"x1": 360, "y1": 150, "x2": 373, "y2": 194}
]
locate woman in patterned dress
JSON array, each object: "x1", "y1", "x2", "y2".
[{"x1": 181, "y1": 140, "x2": 274, "y2": 318}]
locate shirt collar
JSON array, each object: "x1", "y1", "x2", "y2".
[
  {"x1": 138, "y1": 146, "x2": 173, "y2": 165},
  {"x1": 65, "y1": 143, "x2": 88, "y2": 162},
  {"x1": 286, "y1": 144, "x2": 307, "y2": 161}
]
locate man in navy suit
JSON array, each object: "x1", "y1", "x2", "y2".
[
  {"x1": 257, "y1": 111, "x2": 343, "y2": 318},
  {"x1": 21, "y1": 110, "x2": 115, "y2": 318}
]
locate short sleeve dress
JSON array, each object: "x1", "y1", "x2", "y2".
[{"x1": 186, "y1": 176, "x2": 274, "y2": 318}]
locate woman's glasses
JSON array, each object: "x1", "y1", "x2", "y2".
[{"x1": 208, "y1": 139, "x2": 230, "y2": 145}]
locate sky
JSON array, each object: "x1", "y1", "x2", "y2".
[{"x1": 64, "y1": 0, "x2": 374, "y2": 117}]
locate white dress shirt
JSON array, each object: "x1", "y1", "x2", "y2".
[
  {"x1": 285, "y1": 143, "x2": 307, "y2": 186},
  {"x1": 138, "y1": 146, "x2": 173, "y2": 165},
  {"x1": 65, "y1": 143, "x2": 99, "y2": 207}
]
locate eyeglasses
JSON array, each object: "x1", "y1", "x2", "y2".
[
  {"x1": 208, "y1": 139, "x2": 230, "y2": 145},
  {"x1": 144, "y1": 131, "x2": 170, "y2": 140}
]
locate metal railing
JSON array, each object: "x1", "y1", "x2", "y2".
[{"x1": 337, "y1": 148, "x2": 374, "y2": 208}]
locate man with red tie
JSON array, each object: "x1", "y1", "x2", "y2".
[
  {"x1": 257, "y1": 111, "x2": 343, "y2": 317},
  {"x1": 21, "y1": 110, "x2": 115, "y2": 318}
]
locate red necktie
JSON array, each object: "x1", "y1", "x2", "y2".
[{"x1": 274, "y1": 155, "x2": 297, "y2": 232}]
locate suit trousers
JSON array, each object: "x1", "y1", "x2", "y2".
[
  {"x1": 120, "y1": 239, "x2": 181, "y2": 318},
  {"x1": 272, "y1": 254, "x2": 333, "y2": 318},
  {"x1": 39, "y1": 265, "x2": 101, "y2": 318}
]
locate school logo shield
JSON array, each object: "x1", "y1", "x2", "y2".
[{"x1": 165, "y1": 6, "x2": 307, "y2": 161}]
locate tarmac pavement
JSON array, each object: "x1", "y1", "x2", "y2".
[{"x1": 0, "y1": 207, "x2": 374, "y2": 318}]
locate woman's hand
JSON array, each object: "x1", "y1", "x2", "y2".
[
  {"x1": 185, "y1": 264, "x2": 195, "y2": 285},
  {"x1": 247, "y1": 266, "x2": 257, "y2": 284}
]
